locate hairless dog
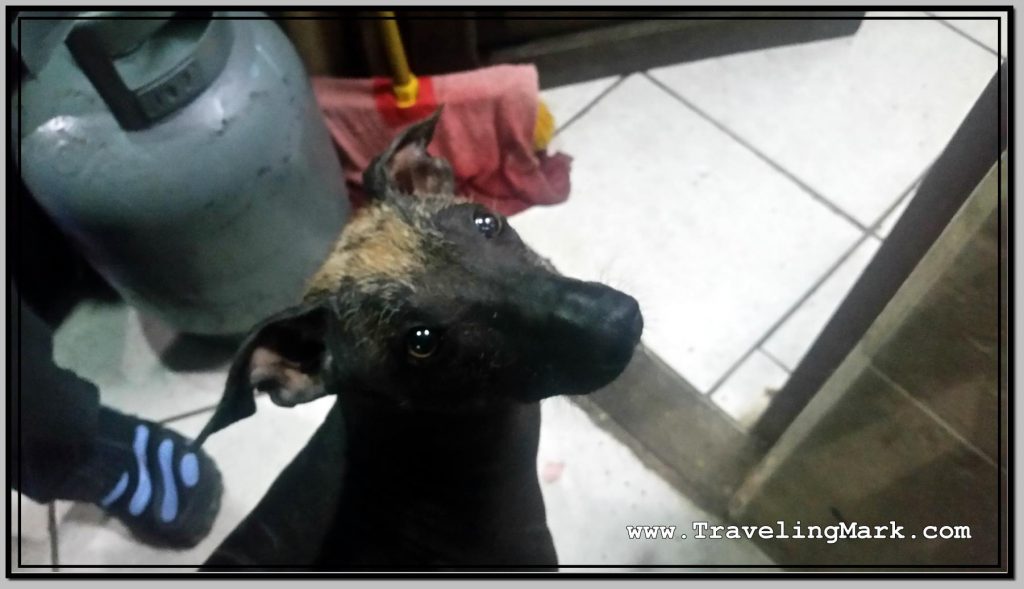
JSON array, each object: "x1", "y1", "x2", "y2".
[{"x1": 194, "y1": 109, "x2": 643, "y2": 571}]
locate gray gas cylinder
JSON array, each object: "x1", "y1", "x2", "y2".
[{"x1": 14, "y1": 12, "x2": 349, "y2": 334}]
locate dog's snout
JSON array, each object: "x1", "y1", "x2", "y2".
[
  {"x1": 502, "y1": 275, "x2": 645, "y2": 400},
  {"x1": 605, "y1": 291, "x2": 642, "y2": 336},
  {"x1": 551, "y1": 281, "x2": 643, "y2": 342}
]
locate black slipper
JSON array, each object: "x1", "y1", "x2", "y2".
[{"x1": 61, "y1": 408, "x2": 224, "y2": 549}]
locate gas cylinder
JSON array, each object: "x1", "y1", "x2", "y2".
[{"x1": 14, "y1": 11, "x2": 349, "y2": 334}]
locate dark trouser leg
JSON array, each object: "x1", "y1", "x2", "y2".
[{"x1": 10, "y1": 280, "x2": 101, "y2": 503}]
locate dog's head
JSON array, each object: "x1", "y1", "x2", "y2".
[{"x1": 196, "y1": 109, "x2": 642, "y2": 443}]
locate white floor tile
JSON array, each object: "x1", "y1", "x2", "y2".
[
  {"x1": 931, "y1": 11, "x2": 1008, "y2": 56},
  {"x1": 55, "y1": 395, "x2": 335, "y2": 569},
  {"x1": 876, "y1": 182, "x2": 919, "y2": 238},
  {"x1": 11, "y1": 492, "x2": 50, "y2": 543},
  {"x1": 540, "y1": 76, "x2": 621, "y2": 132},
  {"x1": 10, "y1": 536, "x2": 52, "y2": 572},
  {"x1": 10, "y1": 492, "x2": 53, "y2": 568},
  {"x1": 648, "y1": 13, "x2": 999, "y2": 228},
  {"x1": 710, "y1": 351, "x2": 789, "y2": 430},
  {"x1": 763, "y1": 237, "x2": 883, "y2": 370},
  {"x1": 513, "y1": 74, "x2": 861, "y2": 392},
  {"x1": 10, "y1": 543, "x2": 45, "y2": 573},
  {"x1": 53, "y1": 301, "x2": 231, "y2": 422},
  {"x1": 539, "y1": 397, "x2": 773, "y2": 566}
]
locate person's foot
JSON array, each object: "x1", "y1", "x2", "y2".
[{"x1": 59, "y1": 408, "x2": 223, "y2": 549}]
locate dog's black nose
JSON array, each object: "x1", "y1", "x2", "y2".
[
  {"x1": 551, "y1": 280, "x2": 643, "y2": 343},
  {"x1": 605, "y1": 290, "x2": 643, "y2": 343},
  {"x1": 514, "y1": 275, "x2": 644, "y2": 400}
]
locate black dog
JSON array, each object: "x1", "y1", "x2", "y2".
[{"x1": 194, "y1": 110, "x2": 643, "y2": 570}]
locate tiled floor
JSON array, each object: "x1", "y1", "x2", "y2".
[
  {"x1": 11, "y1": 12, "x2": 1003, "y2": 572},
  {"x1": 521, "y1": 11, "x2": 1001, "y2": 429},
  {"x1": 538, "y1": 397, "x2": 772, "y2": 568},
  {"x1": 929, "y1": 11, "x2": 1008, "y2": 57}
]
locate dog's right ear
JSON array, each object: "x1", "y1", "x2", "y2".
[
  {"x1": 192, "y1": 300, "x2": 332, "y2": 449},
  {"x1": 363, "y1": 107, "x2": 455, "y2": 200}
]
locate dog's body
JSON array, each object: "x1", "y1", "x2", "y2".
[
  {"x1": 196, "y1": 110, "x2": 642, "y2": 570},
  {"x1": 322, "y1": 398, "x2": 554, "y2": 568}
]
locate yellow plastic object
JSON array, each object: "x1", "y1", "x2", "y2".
[
  {"x1": 377, "y1": 10, "x2": 557, "y2": 142},
  {"x1": 533, "y1": 100, "x2": 555, "y2": 152},
  {"x1": 378, "y1": 11, "x2": 418, "y2": 108},
  {"x1": 392, "y1": 75, "x2": 420, "y2": 109}
]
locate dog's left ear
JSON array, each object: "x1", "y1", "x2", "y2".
[
  {"x1": 193, "y1": 301, "x2": 331, "y2": 448},
  {"x1": 363, "y1": 107, "x2": 455, "y2": 199}
]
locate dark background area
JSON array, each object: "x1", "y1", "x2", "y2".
[{"x1": 272, "y1": 10, "x2": 864, "y2": 88}]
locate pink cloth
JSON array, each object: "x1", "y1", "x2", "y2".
[{"x1": 312, "y1": 65, "x2": 572, "y2": 216}]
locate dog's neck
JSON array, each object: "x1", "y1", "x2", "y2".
[
  {"x1": 321, "y1": 393, "x2": 556, "y2": 567},
  {"x1": 342, "y1": 395, "x2": 541, "y2": 475}
]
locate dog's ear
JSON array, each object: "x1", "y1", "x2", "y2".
[
  {"x1": 193, "y1": 301, "x2": 332, "y2": 448},
  {"x1": 363, "y1": 107, "x2": 455, "y2": 199}
]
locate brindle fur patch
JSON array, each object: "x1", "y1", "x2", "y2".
[
  {"x1": 304, "y1": 193, "x2": 469, "y2": 304},
  {"x1": 305, "y1": 204, "x2": 424, "y2": 301}
]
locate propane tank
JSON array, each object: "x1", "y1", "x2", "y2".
[{"x1": 14, "y1": 11, "x2": 349, "y2": 334}]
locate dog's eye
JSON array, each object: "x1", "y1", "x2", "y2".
[
  {"x1": 406, "y1": 327, "x2": 441, "y2": 359},
  {"x1": 473, "y1": 209, "x2": 502, "y2": 239}
]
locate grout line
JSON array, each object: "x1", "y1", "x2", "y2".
[
  {"x1": 926, "y1": 12, "x2": 1001, "y2": 57},
  {"x1": 706, "y1": 230, "x2": 875, "y2": 397},
  {"x1": 871, "y1": 365, "x2": 999, "y2": 469},
  {"x1": 708, "y1": 166, "x2": 931, "y2": 397},
  {"x1": 698, "y1": 121, "x2": 935, "y2": 402},
  {"x1": 47, "y1": 502, "x2": 59, "y2": 572},
  {"x1": 642, "y1": 71, "x2": 869, "y2": 233},
  {"x1": 759, "y1": 348, "x2": 793, "y2": 374},
  {"x1": 708, "y1": 155, "x2": 940, "y2": 417},
  {"x1": 869, "y1": 193, "x2": 911, "y2": 241},
  {"x1": 551, "y1": 75, "x2": 627, "y2": 137},
  {"x1": 868, "y1": 164, "x2": 933, "y2": 240},
  {"x1": 636, "y1": 345, "x2": 753, "y2": 438},
  {"x1": 706, "y1": 164, "x2": 937, "y2": 406}
]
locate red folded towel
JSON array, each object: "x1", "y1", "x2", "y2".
[{"x1": 312, "y1": 64, "x2": 572, "y2": 216}]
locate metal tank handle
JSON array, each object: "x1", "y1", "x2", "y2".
[{"x1": 64, "y1": 11, "x2": 233, "y2": 131}]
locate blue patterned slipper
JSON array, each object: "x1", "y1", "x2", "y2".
[{"x1": 80, "y1": 409, "x2": 223, "y2": 549}]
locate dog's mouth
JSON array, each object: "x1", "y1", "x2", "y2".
[
  {"x1": 592, "y1": 344, "x2": 642, "y2": 382},
  {"x1": 516, "y1": 337, "x2": 643, "y2": 402},
  {"x1": 266, "y1": 386, "x2": 330, "y2": 408}
]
